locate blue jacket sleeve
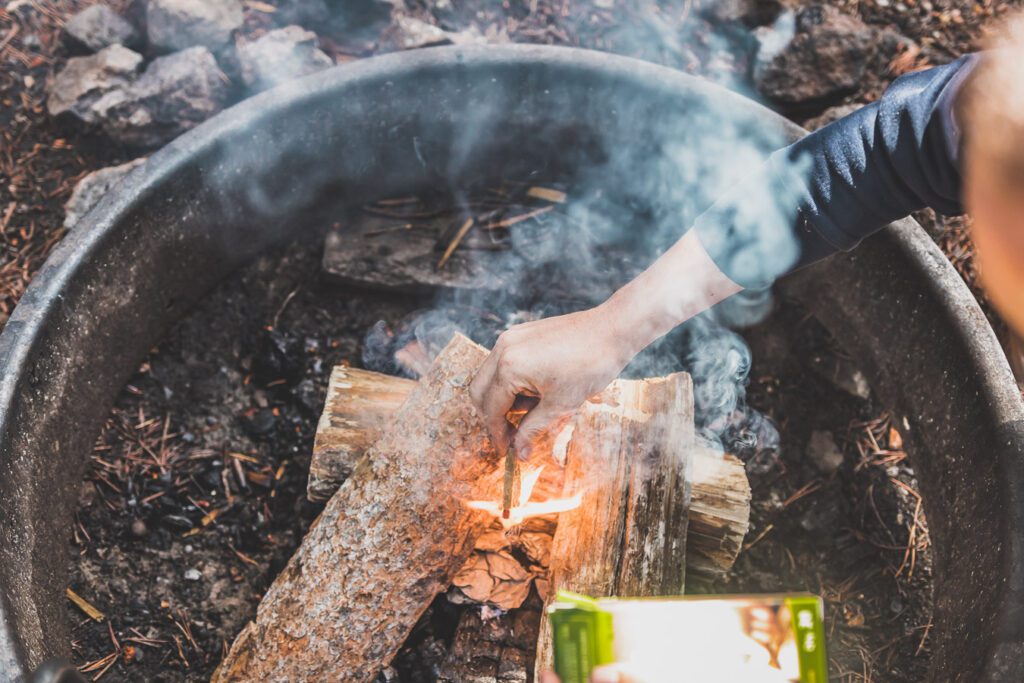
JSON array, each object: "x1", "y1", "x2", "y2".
[{"x1": 695, "y1": 54, "x2": 979, "y2": 288}]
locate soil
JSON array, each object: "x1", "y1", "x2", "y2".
[{"x1": 69, "y1": 190, "x2": 930, "y2": 682}]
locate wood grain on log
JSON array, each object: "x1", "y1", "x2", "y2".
[
  {"x1": 213, "y1": 334, "x2": 500, "y2": 683},
  {"x1": 309, "y1": 368, "x2": 749, "y2": 581},
  {"x1": 688, "y1": 449, "x2": 751, "y2": 580},
  {"x1": 534, "y1": 374, "x2": 694, "y2": 674},
  {"x1": 307, "y1": 366, "x2": 414, "y2": 502}
]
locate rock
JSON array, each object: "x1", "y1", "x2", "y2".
[
  {"x1": 273, "y1": 0, "x2": 331, "y2": 27},
  {"x1": 63, "y1": 4, "x2": 140, "y2": 52},
  {"x1": 753, "y1": 5, "x2": 874, "y2": 105},
  {"x1": 277, "y1": 0, "x2": 392, "y2": 34},
  {"x1": 389, "y1": 15, "x2": 451, "y2": 50},
  {"x1": 90, "y1": 47, "x2": 230, "y2": 148},
  {"x1": 146, "y1": 0, "x2": 243, "y2": 52},
  {"x1": 810, "y1": 352, "x2": 872, "y2": 400},
  {"x1": 802, "y1": 102, "x2": 861, "y2": 131},
  {"x1": 237, "y1": 25, "x2": 333, "y2": 93},
  {"x1": 699, "y1": 0, "x2": 783, "y2": 27},
  {"x1": 242, "y1": 408, "x2": 277, "y2": 438},
  {"x1": 46, "y1": 44, "x2": 143, "y2": 122},
  {"x1": 386, "y1": 15, "x2": 504, "y2": 51},
  {"x1": 806, "y1": 430, "x2": 844, "y2": 474},
  {"x1": 64, "y1": 157, "x2": 147, "y2": 229},
  {"x1": 184, "y1": 568, "x2": 202, "y2": 581}
]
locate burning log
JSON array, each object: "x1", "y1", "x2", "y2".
[
  {"x1": 213, "y1": 334, "x2": 500, "y2": 683},
  {"x1": 437, "y1": 606, "x2": 541, "y2": 683},
  {"x1": 309, "y1": 367, "x2": 749, "y2": 581},
  {"x1": 534, "y1": 374, "x2": 694, "y2": 674}
]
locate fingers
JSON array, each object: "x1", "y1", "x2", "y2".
[
  {"x1": 539, "y1": 665, "x2": 639, "y2": 683},
  {"x1": 513, "y1": 400, "x2": 569, "y2": 460},
  {"x1": 482, "y1": 382, "x2": 517, "y2": 454},
  {"x1": 470, "y1": 347, "x2": 517, "y2": 454},
  {"x1": 591, "y1": 664, "x2": 641, "y2": 683}
]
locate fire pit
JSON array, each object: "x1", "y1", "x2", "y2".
[{"x1": 2, "y1": 45, "x2": 1023, "y2": 683}]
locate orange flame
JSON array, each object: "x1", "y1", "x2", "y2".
[{"x1": 466, "y1": 465, "x2": 582, "y2": 527}]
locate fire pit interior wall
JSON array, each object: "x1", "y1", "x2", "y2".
[{"x1": 0, "y1": 45, "x2": 1022, "y2": 682}]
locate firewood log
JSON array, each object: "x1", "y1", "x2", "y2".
[
  {"x1": 306, "y1": 366, "x2": 413, "y2": 502},
  {"x1": 687, "y1": 450, "x2": 751, "y2": 579},
  {"x1": 213, "y1": 334, "x2": 500, "y2": 683},
  {"x1": 534, "y1": 374, "x2": 694, "y2": 674},
  {"x1": 309, "y1": 367, "x2": 749, "y2": 580}
]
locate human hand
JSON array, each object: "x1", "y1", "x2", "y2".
[
  {"x1": 470, "y1": 229, "x2": 743, "y2": 458},
  {"x1": 469, "y1": 303, "x2": 639, "y2": 458},
  {"x1": 538, "y1": 664, "x2": 641, "y2": 683}
]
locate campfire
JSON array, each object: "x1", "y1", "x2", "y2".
[
  {"x1": 465, "y1": 464, "x2": 584, "y2": 528},
  {"x1": 210, "y1": 335, "x2": 752, "y2": 682}
]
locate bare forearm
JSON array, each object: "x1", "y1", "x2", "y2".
[
  {"x1": 470, "y1": 230, "x2": 743, "y2": 455},
  {"x1": 601, "y1": 229, "x2": 744, "y2": 356}
]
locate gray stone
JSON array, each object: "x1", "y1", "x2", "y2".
[
  {"x1": 810, "y1": 351, "x2": 872, "y2": 400},
  {"x1": 46, "y1": 44, "x2": 143, "y2": 122},
  {"x1": 273, "y1": 0, "x2": 331, "y2": 27},
  {"x1": 64, "y1": 158, "x2": 147, "y2": 230},
  {"x1": 806, "y1": 430, "x2": 844, "y2": 474},
  {"x1": 699, "y1": 0, "x2": 782, "y2": 27},
  {"x1": 91, "y1": 47, "x2": 230, "y2": 148},
  {"x1": 183, "y1": 568, "x2": 201, "y2": 581},
  {"x1": 146, "y1": 0, "x2": 243, "y2": 52},
  {"x1": 389, "y1": 15, "x2": 451, "y2": 50},
  {"x1": 387, "y1": 14, "x2": 505, "y2": 51},
  {"x1": 63, "y1": 5, "x2": 139, "y2": 52},
  {"x1": 753, "y1": 5, "x2": 874, "y2": 105},
  {"x1": 276, "y1": 0, "x2": 393, "y2": 32},
  {"x1": 237, "y1": 25, "x2": 333, "y2": 93}
]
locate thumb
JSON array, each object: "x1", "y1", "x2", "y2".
[{"x1": 513, "y1": 401, "x2": 568, "y2": 460}]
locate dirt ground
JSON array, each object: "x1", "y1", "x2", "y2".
[
  {"x1": 67, "y1": 197, "x2": 930, "y2": 682},
  {"x1": 2, "y1": 0, "x2": 1020, "y2": 681}
]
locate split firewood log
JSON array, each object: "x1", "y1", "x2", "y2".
[
  {"x1": 309, "y1": 367, "x2": 749, "y2": 581},
  {"x1": 534, "y1": 374, "x2": 694, "y2": 675},
  {"x1": 306, "y1": 366, "x2": 413, "y2": 502},
  {"x1": 687, "y1": 449, "x2": 751, "y2": 579},
  {"x1": 213, "y1": 334, "x2": 501, "y2": 683}
]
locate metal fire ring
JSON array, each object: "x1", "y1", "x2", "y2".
[{"x1": 1, "y1": 45, "x2": 1020, "y2": 682}]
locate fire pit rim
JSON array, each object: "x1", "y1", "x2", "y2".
[{"x1": 0, "y1": 44, "x2": 1020, "y2": 683}]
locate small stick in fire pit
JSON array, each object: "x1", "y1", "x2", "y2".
[
  {"x1": 501, "y1": 444, "x2": 520, "y2": 520},
  {"x1": 500, "y1": 399, "x2": 534, "y2": 521}
]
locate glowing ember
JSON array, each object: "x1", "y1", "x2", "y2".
[{"x1": 467, "y1": 465, "x2": 582, "y2": 527}]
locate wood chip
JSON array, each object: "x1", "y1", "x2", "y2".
[
  {"x1": 437, "y1": 217, "x2": 474, "y2": 270},
  {"x1": 526, "y1": 186, "x2": 566, "y2": 204},
  {"x1": 67, "y1": 587, "x2": 105, "y2": 622},
  {"x1": 481, "y1": 205, "x2": 553, "y2": 230},
  {"x1": 243, "y1": 0, "x2": 277, "y2": 12}
]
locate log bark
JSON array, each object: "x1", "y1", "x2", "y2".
[
  {"x1": 534, "y1": 374, "x2": 694, "y2": 674},
  {"x1": 309, "y1": 368, "x2": 749, "y2": 580},
  {"x1": 437, "y1": 604, "x2": 541, "y2": 683},
  {"x1": 213, "y1": 334, "x2": 501, "y2": 683}
]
